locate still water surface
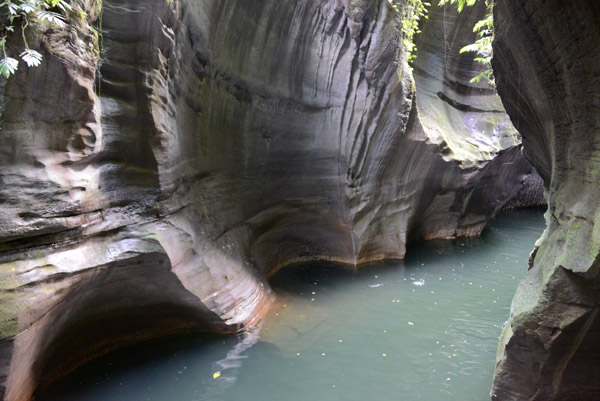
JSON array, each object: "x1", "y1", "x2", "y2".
[{"x1": 40, "y1": 209, "x2": 546, "y2": 401}]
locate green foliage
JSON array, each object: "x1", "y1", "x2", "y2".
[
  {"x1": 0, "y1": 0, "x2": 72, "y2": 78},
  {"x1": 437, "y1": 0, "x2": 476, "y2": 13},
  {"x1": 388, "y1": 0, "x2": 430, "y2": 66},
  {"x1": 439, "y1": 0, "x2": 494, "y2": 85}
]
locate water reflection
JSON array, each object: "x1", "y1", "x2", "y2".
[{"x1": 202, "y1": 330, "x2": 260, "y2": 399}]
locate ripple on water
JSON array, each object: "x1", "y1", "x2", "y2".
[{"x1": 38, "y1": 209, "x2": 546, "y2": 401}]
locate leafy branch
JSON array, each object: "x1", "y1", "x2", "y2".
[
  {"x1": 0, "y1": 0, "x2": 72, "y2": 78},
  {"x1": 439, "y1": 0, "x2": 494, "y2": 85},
  {"x1": 438, "y1": 0, "x2": 476, "y2": 13}
]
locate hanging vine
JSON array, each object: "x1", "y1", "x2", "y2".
[
  {"x1": 386, "y1": 0, "x2": 494, "y2": 83},
  {"x1": 388, "y1": 0, "x2": 431, "y2": 66}
]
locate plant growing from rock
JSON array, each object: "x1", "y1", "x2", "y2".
[
  {"x1": 388, "y1": 0, "x2": 492, "y2": 81},
  {"x1": 388, "y1": 0, "x2": 431, "y2": 66},
  {"x1": 0, "y1": 0, "x2": 71, "y2": 78},
  {"x1": 439, "y1": 0, "x2": 494, "y2": 84}
]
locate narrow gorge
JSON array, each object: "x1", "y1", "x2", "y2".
[{"x1": 0, "y1": 0, "x2": 596, "y2": 400}]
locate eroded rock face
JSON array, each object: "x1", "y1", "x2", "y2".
[
  {"x1": 0, "y1": 0, "x2": 540, "y2": 399},
  {"x1": 410, "y1": 0, "x2": 544, "y2": 237},
  {"x1": 492, "y1": 1, "x2": 600, "y2": 400}
]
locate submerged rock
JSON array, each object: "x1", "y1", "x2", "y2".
[
  {"x1": 492, "y1": 1, "x2": 600, "y2": 400},
  {"x1": 0, "y1": 0, "x2": 540, "y2": 399}
]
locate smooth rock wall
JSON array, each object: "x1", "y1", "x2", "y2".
[
  {"x1": 409, "y1": 0, "x2": 544, "y2": 238},
  {"x1": 492, "y1": 1, "x2": 600, "y2": 400},
  {"x1": 0, "y1": 0, "x2": 541, "y2": 399}
]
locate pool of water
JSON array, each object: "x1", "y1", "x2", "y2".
[{"x1": 39, "y1": 209, "x2": 546, "y2": 401}]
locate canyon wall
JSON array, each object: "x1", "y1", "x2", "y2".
[
  {"x1": 492, "y1": 1, "x2": 600, "y2": 400},
  {"x1": 0, "y1": 0, "x2": 539, "y2": 399}
]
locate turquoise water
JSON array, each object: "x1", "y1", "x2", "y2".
[{"x1": 39, "y1": 209, "x2": 546, "y2": 401}]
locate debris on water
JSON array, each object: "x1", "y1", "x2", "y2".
[
  {"x1": 213, "y1": 371, "x2": 221, "y2": 379},
  {"x1": 408, "y1": 322, "x2": 414, "y2": 326}
]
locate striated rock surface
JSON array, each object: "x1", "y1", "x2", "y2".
[
  {"x1": 410, "y1": 0, "x2": 544, "y2": 239},
  {"x1": 0, "y1": 0, "x2": 541, "y2": 399},
  {"x1": 491, "y1": 1, "x2": 600, "y2": 400},
  {"x1": 414, "y1": 1, "x2": 519, "y2": 163}
]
